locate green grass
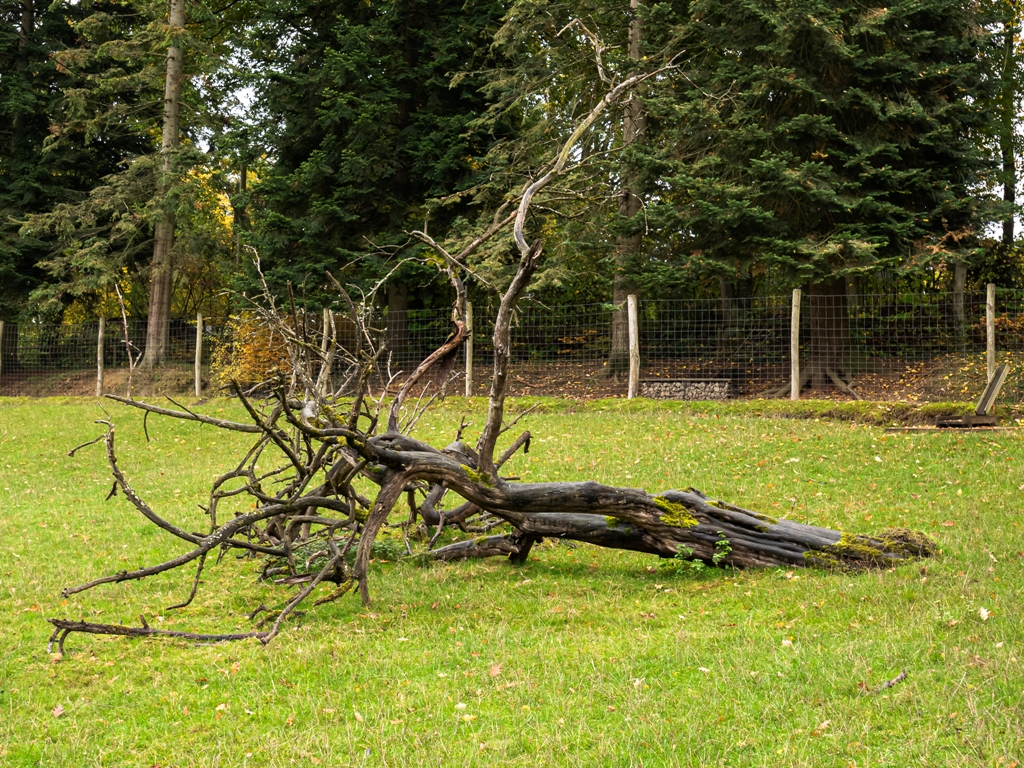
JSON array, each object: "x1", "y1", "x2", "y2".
[{"x1": 1, "y1": 396, "x2": 1022, "y2": 766}]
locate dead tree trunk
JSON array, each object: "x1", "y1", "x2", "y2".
[{"x1": 49, "y1": 52, "x2": 933, "y2": 651}]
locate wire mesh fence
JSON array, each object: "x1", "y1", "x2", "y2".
[
  {"x1": 0, "y1": 317, "x2": 225, "y2": 397},
  {"x1": 639, "y1": 295, "x2": 793, "y2": 397},
  {"x1": 1, "y1": 290, "x2": 1021, "y2": 403}
]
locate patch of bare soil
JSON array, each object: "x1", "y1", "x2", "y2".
[
  {"x1": 2, "y1": 353, "x2": 1018, "y2": 406},
  {"x1": 0, "y1": 364, "x2": 205, "y2": 398}
]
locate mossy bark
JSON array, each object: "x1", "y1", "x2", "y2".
[{"x1": 372, "y1": 433, "x2": 935, "y2": 572}]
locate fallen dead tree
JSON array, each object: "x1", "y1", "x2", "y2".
[{"x1": 48, "y1": 48, "x2": 934, "y2": 652}]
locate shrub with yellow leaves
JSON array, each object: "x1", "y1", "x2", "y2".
[{"x1": 209, "y1": 311, "x2": 293, "y2": 389}]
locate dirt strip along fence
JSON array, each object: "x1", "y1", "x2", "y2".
[{"x1": 2, "y1": 290, "x2": 1024, "y2": 402}]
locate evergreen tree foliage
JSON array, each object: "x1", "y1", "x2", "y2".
[
  {"x1": 0, "y1": 0, "x2": 152, "y2": 319},
  {"x1": 244, "y1": 0, "x2": 509, "y2": 306},
  {"x1": 16, "y1": 0, "x2": 239, "y2": 322},
  {"x1": 645, "y1": 0, "x2": 1001, "y2": 291}
]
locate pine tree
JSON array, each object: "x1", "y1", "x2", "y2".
[
  {"x1": 646, "y1": 0, "x2": 1000, "y2": 389},
  {"x1": 16, "y1": 0, "x2": 240, "y2": 334},
  {"x1": 244, "y1": 0, "x2": 509, "y2": 316},
  {"x1": 0, "y1": 0, "x2": 148, "y2": 320}
]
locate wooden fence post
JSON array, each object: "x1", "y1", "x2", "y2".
[
  {"x1": 465, "y1": 301, "x2": 473, "y2": 397},
  {"x1": 96, "y1": 317, "x2": 105, "y2": 397},
  {"x1": 986, "y1": 284, "x2": 996, "y2": 383},
  {"x1": 627, "y1": 294, "x2": 640, "y2": 399},
  {"x1": 195, "y1": 312, "x2": 203, "y2": 397},
  {"x1": 320, "y1": 308, "x2": 331, "y2": 356},
  {"x1": 790, "y1": 288, "x2": 802, "y2": 401},
  {"x1": 0, "y1": 320, "x2": 5, "y2": 385}
]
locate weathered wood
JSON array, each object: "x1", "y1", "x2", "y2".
[
  {"x1": 976, "y1": 363, "x2": 1008, "y2": 416},
  {"x1": 47, "y1": 619, "x2": 265, "y2": 652},
  {"x1": 364, "y1": 433, "x2": 935, "y2": 572},
  {"x1": 627, "y1": 294, "x2": 640, "y2": 399},
  {"x1": 194, "y1": 312, "x2": 203, "y2": 397},
  {"x1": 987, "y1": 283, "x2": 996, "y2": 382},
  {"x1": 429, "y1": 535, "x2": 519, "y2": 562},
  {"x1": 790, "y1": 289, "x2": 801, "y2": 400},
  {"x1": 96, "y1": 317, "x2": 105, "y2": 397},
  {"x1": 51, "y1": 57, "x2": 933, "y2": 650},
  {"x1": 465, "y1": 301, "x2": 473, "y2": 397}
]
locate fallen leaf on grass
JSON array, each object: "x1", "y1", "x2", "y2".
[
  {"x1": 489, "y1": 664, "x2": 502, "y2": 678},
  {"x1": 810, "y1": 719, "x2": 831, "y2": 737},
  {"x1": 51, "y1": 704, "x2": 64, "y2": 718},
  {"x1": 940, "y1": 520, "x2": 956, "y2": 527},
  {"x1": 980, "y1": 608, "x2": 991, "y2": 621},
  {"x1": 353, "y1": 711, "x2": 364, "y2": 723}
]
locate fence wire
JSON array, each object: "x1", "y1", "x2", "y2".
[
  {"x1": 1, "y1": 291, "x2": 1020, "y2": 403},
  {"x1": 0, "y1": 318, "x2": 225, "y2": 397}
]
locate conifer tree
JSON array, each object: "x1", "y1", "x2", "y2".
[
  {"x1": 244, "y1": 0, "x2": 508, "y2": 316},
  {"x1": 646, "y1": 0, "x2": 999, "y2": 389},
  {"x1": 17, "y1": 0, "x2": 240, "y2": 334}
]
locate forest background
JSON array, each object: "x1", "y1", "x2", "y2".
[{"x1": 2, "y1": 0, "x2": 1023, "y2": 371}]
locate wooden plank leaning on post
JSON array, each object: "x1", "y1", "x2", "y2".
[
  {"x1": 195, "y1": 312, "x2": 203, "y2": 398},
  {"x1": 96, "y1": 317, "x2": 105, "y2": 397},
  {"x1": 627, "y1": 294, "x2": 640, "y2": 399},
  {"x1": 465, "y1": 301, "x2": 473, "y2": 397},
  {"x1": 986, "y1": 283, "x2": 995, "y2": 383},
  {"x1": 791, "y1": 288, "x2": 802, "y2": 401}
]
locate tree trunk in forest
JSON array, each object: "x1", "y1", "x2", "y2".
[
  {"x1": 845, "y1": 277, "x2": 858, "y2": 312},
  {"x1": 140, "y1": 0, "x2": 185, "y2": 370},
  {"x1": 1001, "y1": 21, "x2": 1017, "y2": 247},
  {"x1": 608, "y1": 0, "x2": 646, "y2": 378},
  {"x1": 387, "y1": 281, "x2": 409, "y2": 365},
  {"x1": 232, "y1": 164, "x2": 248, "y2": 265},
  {"x1": 803, "y1": 278, "x2": 854, "y2": 393},
  {"x1": 717, "y1": 276, "x2": 753, "y2": 354},
  {"x1": 952, "y1": 262, "x2": 967, "y2": 334},
  {"x1": 18, "y1": 0, "x2": 32, "y2": 53},
  {"x1": 12, "y1": 0, "x2": 33, "y2": 138}
]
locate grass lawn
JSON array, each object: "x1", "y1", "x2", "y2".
[{"x1": 0, "y1": 396, "x2": 1022, "y2": 767}]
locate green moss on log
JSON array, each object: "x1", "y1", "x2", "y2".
[
  {"x1": 603, "y1": 516, "x2": 633, "y2": 532},
  {"x1": 805, "y1": 528, "x2": 937, "y2": 568},
  {"x1": 654, "y1": 497, "x2": 699, "y2": 529},
  {"x1": 461, "y1": 464, "x2": 493, "y2": 487}
]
